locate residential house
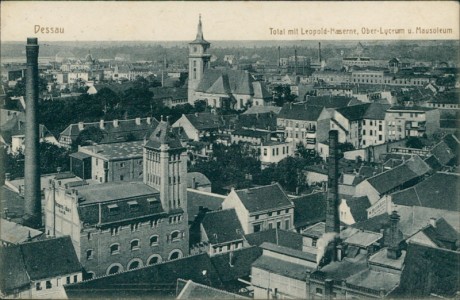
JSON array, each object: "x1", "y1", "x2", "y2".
[
  {"x1": 150, "y1": 87, "x2": 188, "y2": 108},
  {"x1": 355, "y1": 155, "x2": 431, "y2": 205},
  {"x1": 221, "y1": 184, "x2": 295, "y2": 234},
  {"x1": 385, "y1": 106, "x2": 440, "y2": 141},
  {"x1": 260, "y1": 141, "x2": 296, "y2": 167},
  {"x1": 172, "y1": 112, "x2": 237, "y2": 142},
  {"x1": 277, "y1": 103, "x2": 329, "y2": 149},
  {"x1": 338, "y1": 196, "x2": 372, "y2": 225},
  {"x1": 425, "y1": 90, "x2": 459, "y2": 110},
  {"x1": 200, "y1": 209, "x2": 245, "y2": 256},
  {"x1": 70, "y1": 141, "x2": 144, "y2": 183},
  {"x1": 0, "y1": 236, "x2": 82, "y2": 299},
  {"x1": 58, "y1": 117, "x2": 159, "y2": 149}
]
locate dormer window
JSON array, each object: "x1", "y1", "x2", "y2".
[
  {"x1": 128, "y1": 201, "x2": 139, "y2": 211},
  {"x1": 193, "y1": 46, "x2": 197, "y2": 52},
  {"x1": 108, "y1": 204, "x2": 119, "y2": 214}
]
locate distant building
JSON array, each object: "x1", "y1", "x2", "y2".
[
  {"x1": 385, "y1": 106, "x2": 440, "y2": 141},
  {"x1": 260, "y1": 140, "x2": 295, "y2": 167}
]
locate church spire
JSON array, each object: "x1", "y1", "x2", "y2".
[{"x1": 196, "y1": 14, "x2": 204, "y2": 40}]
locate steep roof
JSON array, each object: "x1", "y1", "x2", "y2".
[
  {"x1": 202, "y1": 209, "x2": 244, "y2": 245},
  {"x1": 278, "y1": 103, "x2": 325, "y2": 122},
  {"x1": 391, "y1": 172, "x2": 460, "y2": 212},
  {"x1": 335, "y1": 103, "x2": 371, "y2": 121},
  {"x1": 145, "y1": 120, "x2": 183, "y2": 149},
  {"x1": 234, "y1": 183, "x2": 293, "y2": 214},
  {"x1": 422, "y1": 218, "x2": 459, "y2": 249},
  {"x1": 363, "y1": 103, "x2": 391, "y2": 120},
  {"x1": 0, "y1": 236, "x2": 81, "y2": 294},
  {"x1": 345, "y1": 196, "x2": 371, "y2": 223},
  {"x1": 252, "y1": 81, "x2": 271, "y2": 99},
  {"x1": 237, "y1": 113, "x2": 277, "y2": 130},
  {"x1": 181, "y1": 112, "x2": 237, "y2": 130},
  {"x1": 366, "y1": 155, "x2": 431, "y2": 194},
  {"x1": 187, "y1": 189, "x2": 225, "y2": 223},
  {"x1": 292, "y1": 192, "x2": 326, "y2": 229},
  {"x1": 207, "y1": 74, "x2": 232, "y2": 94}
]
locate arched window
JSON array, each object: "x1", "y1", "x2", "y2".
[
  {"x1": 130, "y1": 239, "x2": 140, "y2": 251},
  {"x1": 168, "y1": 249, "x2": 183, "y2": 260},
  {"x1": 150, "y1": 235, "x2": 159, "y2": 246},
  {"x1": 147, "y1": 254, "x2": 162, "y2": 265},
  {"x1": 107, "y1": 264, "x2": 123, "y2": 275},
  {"x1": 127, "y1": 259, "x2": 143, "y2": 270},
  {"x1": 171, "y1": 231, "x2": 180, "y2": 242},
  {"x1": 110, "y1": 243, "x2": 120, "y2": 255}
]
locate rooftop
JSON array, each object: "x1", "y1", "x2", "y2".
[
  {"x1": 345, "y1": 230, "x2": 383, "y2": 248},
  {"x1": 278, "y1": 103, "x2": 325, "y2": 122},
  {"x1": 0, "y1": 219, "x2": 43, "y2": 244},
  {"x1": 79, "y1": 140, "x2": 144, "y2": 160},
  {"x1": 177, "y1": 280, "x2": 248, "y2": 299},
  {"x1": 252, "y1": 255, "x2": 312, "y2": 281},
  {"x1": 244, "y1": 228, "x2": 303, "y2": 250},
  {"x1": 234, "y1": 183, "x2": 293, "y2": 214},
  {"x1": 202, "y1": 209, "x2": 244, "y2": 245},
  {"x1": 292, "y1": 192, "x2": 326, "y2": 229},
  {"x1": 187, "y1": 189, "x2": 225, "y2": 223},
  {"x1": 260, "y1": 242, "x2": 316, "y2": 262}
]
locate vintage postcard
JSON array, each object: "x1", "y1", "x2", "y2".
[{"x1": 0, "y1": 1, "x2": 459, "y2": 299}]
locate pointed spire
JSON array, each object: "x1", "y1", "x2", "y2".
[{"x1": 196, "y1": 14, "x2": 204, "y2": 40}]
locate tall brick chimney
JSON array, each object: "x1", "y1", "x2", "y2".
[
  {"x1": 325, "y1": 130, "x2": 340, "y2": 234},
  {"x1": 23, "y1": 37, "x2": 42, "y2": 228}
]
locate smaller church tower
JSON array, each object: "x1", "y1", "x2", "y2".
[
  {"x1": 143, "y1": 118, "x2": 188, "y2": 215},
  {"x1": 188, "y1": 15, "x2": 211, "y2": 105}
]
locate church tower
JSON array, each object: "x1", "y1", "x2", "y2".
[
  {"x1": 143, "y1": 118, "x2": 188, "y2": 215},
  {"x1": 188, "y1": 15, "x2": 211, "y2": 105}
]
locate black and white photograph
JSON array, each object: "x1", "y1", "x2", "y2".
[{"x1": 0, "y1": 1, "x2": 459, "y2": 299}]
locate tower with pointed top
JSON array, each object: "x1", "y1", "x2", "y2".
[
  {"x1": 143, "y1": 118, "x2": 188, "y2": 215},
  {"x1": 188, "y1": 15, "x2": 211, "y2": 105}
]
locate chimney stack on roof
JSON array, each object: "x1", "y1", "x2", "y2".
[
  {"x1": 386, "y1": 210, "x2": 404, "y2": 259},
  {"x1": 23, "y1": 37, "x2": 42, "y2": 229}
]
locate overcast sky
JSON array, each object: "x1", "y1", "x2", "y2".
[{"x1": 1, "y1": 1, "x2": 458, "y2": 42}]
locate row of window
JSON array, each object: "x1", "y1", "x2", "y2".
[
  {"x1": 35, "y1": 275, "x2": 78, "y2": 291},
  {"x1": 262, "y1": 146, "x2": 289, "y2": 157},
  {"x1": 254, "y1": 209, "x2": 290, "y2": 220},
  {"x1": 253, "y1": 219, "x2": 291, "y2": 232}
]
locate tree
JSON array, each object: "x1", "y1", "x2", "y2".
[
  {"x1": 273, "y1": 85, "x2": 296, "y2": 107},
  {"x1": 406, "y1": 137, "x2": 424, "y2": 149},
  {"x1": 75, "y1": 127, "x2": 106, "y2": 147}
]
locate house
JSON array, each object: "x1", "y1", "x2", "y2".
[
  {"x1": 425, "y1": 90, "x2": 459, "y2": 110},
  {"x1": 200, "y1": 209, "x2": 245, "y2": 256},
  {"x1": 355, "y1": 155, "x2": 431, "y2": 204},
  {"x1": 0, "y1": 236, "x2": 82, "y2": 299},
  {"x1": 187, "y1": 172, "x2": 212, "y2": 192},
  {"x1": 58, "y1": 117, "x2": 159, "y2": 149},
  {"x1": 407, "y1": 217, "x2": 459, "y2": 251},
  {"x1": 260, "y1": 140, "x2": 296, "y2": 167},
  {"x1": 339, "y1": 196, "x2": 372, "y2": 225},
  {"x1": 277, "y1": 103, "x2": 329, "y2": 149},
  {"x1": 150, "y1": 87, "x2": 188, "y2": 108},
  {"x1": 172, "y1": 112, "x2": 237, "y2": 142},
  {"x1": 0, "y1": 113, "x2": 59, "y2": 154},
  {"x1": 305, "y1": 95, "x2": 356, "y2": 108},
  {"x1": 385, "y1": 106, "x2": 440, "y2": 141},
  {"x1": 251, "y1": 242, "x2": 317, "y2": 299},
  {"x1": 221, "y1": 183, "x2": 295, "y2": 234}
]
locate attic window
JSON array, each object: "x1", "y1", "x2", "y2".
[
  {"x1": 128, "y1": 201, "x2": 139, "y2": 211},
  {"x1": 108, "y1": 204, "x2": 119, "y2": 214},
  {"x1": 147, "y1": 198, "x2": 158, "y2": 205}
]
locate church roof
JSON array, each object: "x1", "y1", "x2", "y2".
[
  {"x1": 207, "y1": 74, "x2": 232, "y2": 94},
  {"x1": 145, "y1": 120, "x2": 183, "y2": 150},
  {"x1": 196, "y1": 69, "x2": 264, "y2": 97},
  {"x1": 190, "y1": 15, "x2": 210, "y2": 45}
]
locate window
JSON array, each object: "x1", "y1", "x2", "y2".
[
  {"x1": 316, "y1": 288, "x2": 323, "y2": 295},
  {"x1": 312, "y1": 239, "x2": 317, "y2": 247},
  {"x1": 36, "y1": 282, "x2": 42, "y2": 291},
  {"x1": 285, "y1": 219, "x2": 290, "y2": 230},
  {"x1": 87, "y1": 232, "x2": 91, "y2": 240},
  {"x1": 128, "y1": 260, "x2": 140, "y2": 270},
  {"x1": 45, "y1": 280, "x2": 52, "y2": 289},
  {"x1": 253, "y1": 224, "x2": 261, "y2": 232},
  {"x1": 120, "y1": 175, "x2": 124, "y2": 181},
  {"x1": 108, "y1": 204, "x2": 119, "y2": 214},
  {"x1": 379, "y1": 135, "x2": 383, "y2": 141},
  {"x1": 268, "y1": 212, "x2": 273, "y2": 217},
  {"x1": 130, "y1": 240, "x2": 140, "y2": 250},
  {"x1": 277, "y1": 221, "x2": 281, "y2": 229},
  {"x1": 268, "y1": 223, "x2": 273, "y2": 229},
  {"x1": 66, "y1": 277, "x2": 70, "y2": 285},
  {"x1": 128, "y1": 201, "x2": 139, "y2": 211},
  {"x1": 110, "y1": 244, "x2": 120, "y2": 255},
  {"x1": 148, "y1": 256, "x2": 160, "y2": 265},
  {"x1": 255, "y1": 215, "x2": 259, "y2": 220},
  {"x1": 171, "y1": 231, "x2": 180, "y2": 242},
  {"x1": 73, "y1": 275, "x2": 78, "y2": 283},
  {"x1": 108, "y1": 265, "x2": 120, "y2": 275},
  {"x1": 285, "y1": 209, "x2": 289, "y2": 213},
  {"x1": 120, "y1": 162, "x2": 125, "y2": 168},
  {"x1": 86, "y1": 249, "x2": 94, "y2": 260},
  {"x1": 150, "y1": 235, "x2": 159, "y2": 246},
  {"x1": 131, "y1": 223, "x2": 139, "y2": 232}
]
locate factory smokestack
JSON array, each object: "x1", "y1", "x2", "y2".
[
  {"x1": 294, "y1": 47, "x2": 297, "y2": 74},
  {"x1": 278, "y1": 46, "x2": 281, "y2": 68},
  {"x1": 325, "y1": 130, "x2": 339, "y2": 234},
  {"x1": 24, "y1": 37, "x2": 41, "y2": 229},
  {"x1": 318, "y1": 42, "x2": 322, "y2": 63}
]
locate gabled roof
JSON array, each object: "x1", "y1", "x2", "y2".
[
  {"x1": 207, "y1": 74, "x2": 232, "y2": 94},
  {"x1": 145, "y1": 120, "x2": 183, "y2": 149},
  {"x1": 180, "y1": 113, "x2": 237, "y2": 131},
  {"x1": 196, "y1": 69, "x2": 260, "y2": 97},
  {"x1": 234, "y1": 71, "x2": 253, "y2": 95},
  {"x1": 345, "y1": 196, "x2": 371, "y2": 223},
  {"x1": 278, "y1": 103, "x2": 325, "y2": 122},
  {"x1": 252, "y1": 81, "x2": 271, "y2": 99},
  {"x1": 65, "y1": 253, "x2": 223, "y2": 299},
  {"x1": 234, "y1": 183, "x2": 293, "y2": 214},
  {"x1": 391, "y1": 172, "x2": 460, "y2": 212},
  {"x1": 335, "y1": 103, "x2": 371, "y2": 121},
  {"x1": 363, "y1": 103, "x2": 391, "y2": 120},
  {"x1": 0, "y1": 236, "x2": 81, "y2": 294},
  {"x1": 292, "y1": 192, "x2": 326, "y2": 229},
  {"x1": 366, "y1": 155, "x2": 431, "y2": 194},
  {"x1": 237, "y1": 113, "x2": 277, "y2": 130},
  {"x1": 422, "y1": 218, "x2": 459, "y2": 249},
  {"x1": 187, "y1": 189, "x2": 225, "y2": 223},
  {"x1": 430, "y1": 134, "x2": 460, "y2": 166},
  {"x1": 202, "y1": 209, "x2": 244, "y2": 245}
]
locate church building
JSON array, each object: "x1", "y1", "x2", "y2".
[
  {"x1": 187, "y1": 16, "x2": 272, "y2": 110},
  {"x1": 44, "y1": 119, "x2": 189, "y2": 278}
]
